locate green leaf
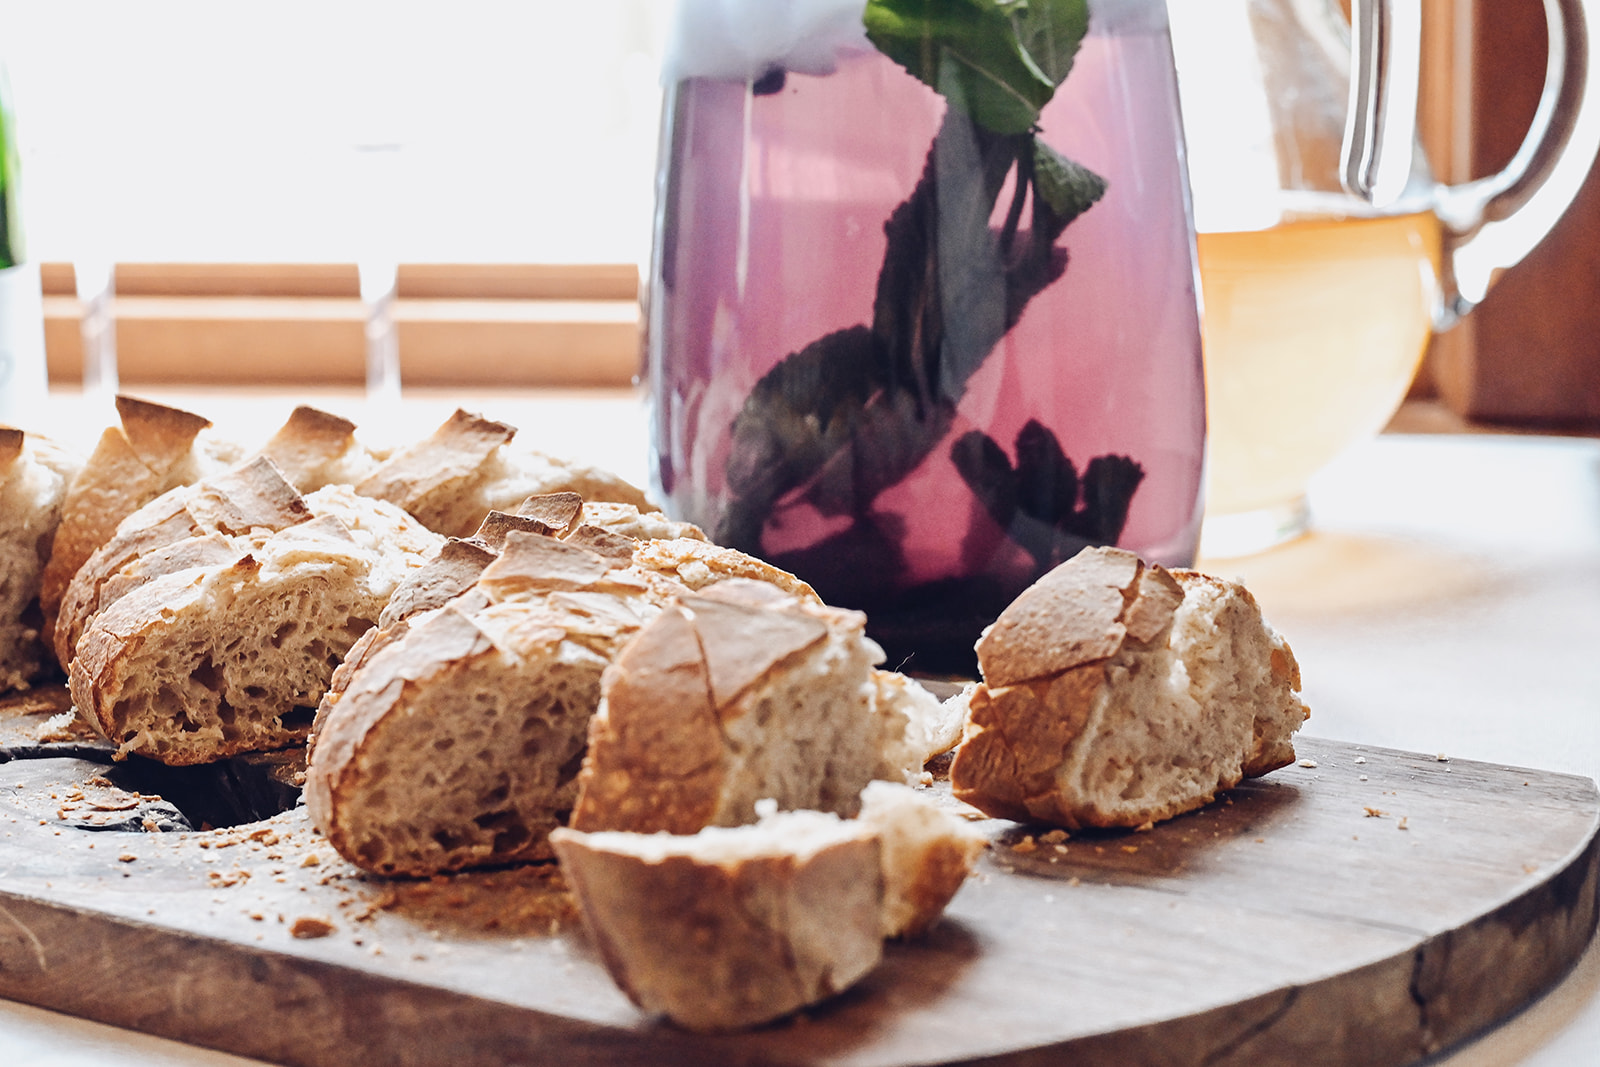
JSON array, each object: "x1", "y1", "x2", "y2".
[
  {"x1": 1031, "y1": 137, "x2": 1106, "y2": 224},
  {"x1": 865, "y1": 0, "x2": 1054, "y2": 134},
  {"x1": 1010, "y1": 0, "x2": 1090, "y2": 87}
]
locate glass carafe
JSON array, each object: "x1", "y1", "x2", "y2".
[
  {"x1": 646, "y1": 0, "x2": 1206, "y2": 674},
  {"x1": 1171, "y1": 0, "x2": 1600, "y2": 555}
]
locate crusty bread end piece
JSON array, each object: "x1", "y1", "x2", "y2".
[
  {"x1": 950, "y1": 546, "x2": 1309, "y2": 829},
  {"x1": 551, "y1": 812, "x2": 884, "y2": 1033},
  {"x1": 0, "y1": 429, "x2": 84, "y2": 691},
  {"x1": 552, "y1": 781, "x2": 984, "y2": 1031}
]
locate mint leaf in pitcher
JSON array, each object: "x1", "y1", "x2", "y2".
[
  {"x1": 719, "y1": 0, "x2": 1133, "y2": 602},
  {"x1": 865, "y1": 0, "x2": 1092, "y2": 134}
]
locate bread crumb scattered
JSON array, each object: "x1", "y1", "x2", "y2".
[
  {"x1": 1011, "y1": 836, "x2": 1037, "y2": 854},
  {"x1": 301, "y1": 853, "x2": 322, "y2": 868},
  {"x1": 117, "y1": 853, "x2": 137, "y2": 863},
  {"x1": 1354, "y1": 756, "x2": 1367, "y2": 764},
  {"x1": 1364, "y1": 807, "x2": 1386, "y2": 818},
  {"x1": 1040, "y1": 829, "x2": 1069, "y2": 845},
  {"x1": 1297, "y1": 758, "x2": 1318, "y2": 769},
  {"x1": 1397, "y1": 817, "x2": 1409, "y2": 831},
  {"x1": 1435, "y1": 754, "x2": 1449, "y2": 762},
  {"x1": 290, "y1": 916, "x2": 336, "y2": 939}
]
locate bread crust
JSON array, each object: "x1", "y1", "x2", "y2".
[
  {"x1": 571, "y1": 586, "x2": 893, "y2": 836},
  {"x1": 38, "y1": 395, "x2": 239, "y2": 654},
  {"x1": 550, "y1": 821, "x2": 884, "y2": 1033},
  {"x1": 951, "y1": 546, "x2": 1309, "y2": 830},
  {"x1": 52, "y1": 457, "x2": 309, "y2": 667},
  {"x1": 67, "y1": 481, "x2": 443, "y2": 764},
  {"x1": 0, "y1": 429, "x2": 85, "y2": 690}
]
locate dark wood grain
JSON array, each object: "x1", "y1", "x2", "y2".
[{"x1": 0, "y1": 735, "x2": 1595, "y2": 1067}]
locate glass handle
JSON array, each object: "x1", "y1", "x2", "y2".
[
  {"x1": 1432, "y1": 0, "x2": 1600, "y2": 326},
  {"x1": 1341, "y1": 0, "x2": 1422, "y2": 209},
  {"x1": 75, "y1": 259, "x2": 118, "y2": 397}
]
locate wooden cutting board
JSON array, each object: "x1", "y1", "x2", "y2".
[{"x1": 0, "y1": 730, "x2": 1595, "y2": 1067}]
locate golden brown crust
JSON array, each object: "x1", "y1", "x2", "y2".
[
  {"x1": 631, "y1": 538, "x2": 819, "y2": 601},
  {"x1": 953, "y1": 548, "x2": 1307, "y2": 830},
  {"x1": 39, "y1": 428, "x2": 170, "y2": 646},
  {"x1": 256, "y1": 405, "x2": 360, "y2": 489},
  {"x1": 52, "y1": 495, "x2": 203, "y2": 666},
  {"x1": 684, "y1": 594, "x2": 828, "y2": 710},
  {"x1": 306, "y1": 608, "x2": 498, "y2": 862},
  {"x1": 0, "y1": 427, "x2": 22, "y2": 467},
  {"x1": 975, "y1": 546, "x2": 1141, "y2": 687},
  {"x1": 511, "y1": 492, "x2": 584, "y2": 534},
  {"x1": 114, "y1": 394, "x2": 213, "y2": 471},
  {"x1": 476, "y1": 531, "x2": 614, "y2": 599},
  {"x1": 550, "y1": 825, "x2": 883, "y2": 1033},
  {"x1": 949, "y1": 669, "x2": 1102, "y2": 826},
  {"x1": 51, "y1": 459, "x2": 310, "y2": 667},
  {"x1": 376, "y1": 539, "x2": 498, "y2": 629},
  {"x1": 354, "y1": 408, "x2": 517, "y2": 528},
  {"x1": 38, "y1": 397, "x2": 227, "y2": 654},
  {"x1": 182, "y1": 456, "x2": 310, "y2": 535},
  {"x1": 561, "y1": 525, "x2": 637, "y2": 566},
  {"x1": 570, "y1": 603, "x2": 724, "y2": 835},
  {"x1": 893, "y1": 834, "x2": 982, "y2": 939}
]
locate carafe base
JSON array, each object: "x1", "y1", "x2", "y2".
[{"x1": 1198, "y1": 496, "x2": 1310, "y2": 559}]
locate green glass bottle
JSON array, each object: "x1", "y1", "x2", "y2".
[{"x1": 0, "y1": 57, "x2": 47, "y2": 427}]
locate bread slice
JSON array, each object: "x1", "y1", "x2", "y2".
[
  {"x1": 551, "y1": 811, "x2": 884, "y2": 1033},
  {"x1": 0, "y1": 428, "x2": 85, "y2": 691},
  {"x1": 569, "y1": 581, "x2": 934, "y2": 836},
  {"x1": 38, "y1": 396, "x2": 244, "y2": 654},
  {"x1": 949, "y1": 546, "x2": 1309, "y2": 829},
  {"x1": 52, "y1": 456, "x2": 315, "y2": 667},
  {"x1": 67, "y1": 480, "x2": 443, "y2": 765},
  {"x1": 550, "y1": 782, "x2": 985, "y2": 1031},
  {"x1": 354, "y1": 409, "x2": 654, "y2": 538},
  {"x1": 304, "y1": 532, "x2": 681, "y2": 875}
]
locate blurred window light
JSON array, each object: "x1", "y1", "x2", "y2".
[{"x1": 0, "y1": 0, "x2": 669, "y2": 266}]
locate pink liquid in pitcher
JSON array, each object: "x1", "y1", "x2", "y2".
[{"x1": 648, "y1": 26, "x2": 1204, "y2": 673}]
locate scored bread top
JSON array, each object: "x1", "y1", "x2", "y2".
[
  {"x1": 52, "y1": 456, "x2": 312, "y2": 667},
  {"x1": 975, "y1": 545, "x2": 1183, "y2": 687}
]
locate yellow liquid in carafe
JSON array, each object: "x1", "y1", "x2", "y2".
[{"x1": 1197, "y1": 211, "x2": 1443, "y2": 516}]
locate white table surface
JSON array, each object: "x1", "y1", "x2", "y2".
[{"x1": 3, "y1": 389, "x2": 1598, "y2": 1066}]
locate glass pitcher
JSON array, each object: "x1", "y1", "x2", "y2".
[
  {"x1": 1171, "y1": 0, "x2": 1600, "y2": 555},
  {"x1": 645, "y1": 0, "x2": 1206, "y2": 674}
]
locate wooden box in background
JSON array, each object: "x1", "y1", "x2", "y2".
[{"x1": 1422, "y1": 0, "x2": 1600, "y2": 426}]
